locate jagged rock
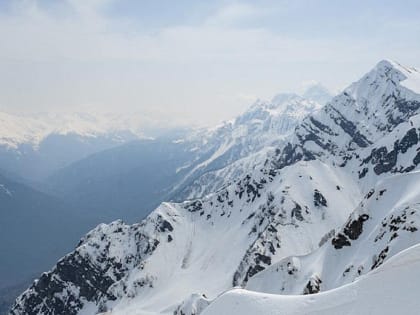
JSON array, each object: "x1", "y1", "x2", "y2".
[
  {"x1": 303, "y1": 275, "x2": 322, "y2": 295},
  {"x1": 314, "y1": 190, "x2": 328, "y2": 207}
]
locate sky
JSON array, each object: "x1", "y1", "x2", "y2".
[{"x1": 0, "y1": 0, "x2": 419, "y2": 127}]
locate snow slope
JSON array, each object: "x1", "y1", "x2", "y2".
[
  {"x1": 246, "y1": 170, "x2": 420, "y2": 294},
  {"x1": 203, "y1": 243, "x2": 420, "y2": 315},
  {"x1": 10, "y1": 159, "x2": 359, "y2": 315}
]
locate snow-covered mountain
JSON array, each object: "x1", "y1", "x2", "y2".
[
  {"x1": 0, "y1": 89, "x2": 326, "y2": 183},
  {"x1": 10, "y1": 159, "x2": 358, "y2": 315},
  {"x1": 45, "y1": 92, "x2": 323, "y2": 224},
  {"x1": 1, "y1": 84, "x2": 325, "y2": 314},
  {"x1": 0, "y1": 112, "x2": 151, "y2": 181},
  {"x1": 246, "y1": 171, "x2": 420, "y2": 294},
  {"x1": 302, "y1": 82, "x2": 334, "y2": 106},
  {"x1": 0, "y1": 112, "x2": 148, "y2": 149},
  {"x1": 172, "y1": 93, "x2": 323, "y2": 200},
  {"x1": 10, "y1": 60, "x2": 420, "y2": 315}
]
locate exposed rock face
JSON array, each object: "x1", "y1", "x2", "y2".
[
  {"x1": 303, "y1": 275, "x2": 322, "y2": 295},
  {"x1": 314, "y1": 190, "x2": 328, "y2": 207},
  {"x1": 10, "y1": 220, "x2": 160, "y2": 315},
  {"x1": 331, "y1": 213, "x2": 370, "y2": 249}
]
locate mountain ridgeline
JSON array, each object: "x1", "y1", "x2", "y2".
[
  {"x1": 9, "y1": 60, "x2": 420, "y2": 315},
  {"x1": 45, "y1": 92, "x2": 324, "y2": 223},
  {"x1": 0, "y1": 86, "x2": 329, "y2": 313}
]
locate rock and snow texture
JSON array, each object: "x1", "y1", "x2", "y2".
[
  {"x1": 170, "y1": 92, "x2": 324, "y2": 201},
  {"x1": 246, "y1": 171, "x2": 420, "y2": 295},
  {"x1": 11, "y1": 161, "x2": 358, "y2": 315},
  {"x1": 10, "y1": 60, "x2": 420, "y2": 315}
]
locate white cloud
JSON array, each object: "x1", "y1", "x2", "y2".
[
  {"x1": 0, "y1": 0, "x2": 367, "y2": 63},
  {"x1": 0, "y1": 0, "x2": 418, "y2": 126}
]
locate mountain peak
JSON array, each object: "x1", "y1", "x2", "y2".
[
  {"x1": 340, "y1": 60, "x2": 420, "y2": 112},
  {"x1": 371, "y1": 59, "x2": 420, "y2": 93},
  {"x1": 240, "y1": 93, "x2": 320, "y2": 124},
  {"x1": 302, "y1": 83, "x2": 333, "y2": 106},
  {"x1": 374, "y1": 59, "x2": 417, "y2": 74},
  {"x1": 270, "y1": 93, "x2": 302, "y2": 105},
  {"x1": 372, "y1": 59, "x2": 409, "y2": 79},
  {"x1": 375, "y1": 58, "x2": 399, "y2": 68}
]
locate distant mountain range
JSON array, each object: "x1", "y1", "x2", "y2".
[{"x1": 0, "y1": 112, "x2": 154, "y2": 181}]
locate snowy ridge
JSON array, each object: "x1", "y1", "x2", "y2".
[
  {"x1": 10, "y1": 159, "x2": 358, "y2": 315},
  {"x1": 10, "y1": 60, "x2": 420, "y2": 315},
  {"x1": 223, "y1": 59, "x2": 420, "y2": 290},
  {"x1": 174, "y1": 93, "x2": 323, "y2": 200},
  {"x1": 246, "y1": 170, "x2": 420, "y2": 295},
  {"x1": 271, "y1": 60, "x2": 420, "y2": 180}
]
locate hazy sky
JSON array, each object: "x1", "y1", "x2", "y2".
[{"x1": 0, "y1": 0, "x2": 419, "y2": 126}]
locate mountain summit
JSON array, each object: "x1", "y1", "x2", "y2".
[{"x1": 302, "y1": 83, "x2": 333, "y2": 106}]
